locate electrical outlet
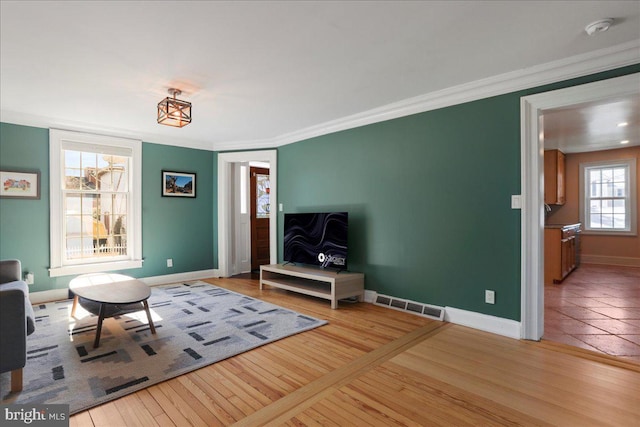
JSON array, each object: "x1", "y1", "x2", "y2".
[
  {"x1": 485, "y1": 290, "x2": 495, "y2": 304},
  {"x1": 167, "y1": 258, "x2": 173, "y2": 268},
  {"x1": 25, "y1": 272, "x2": 34, "y2": 285},
  {"x1": 511, "y1": 195, "x2": 521, "y2": 209}
]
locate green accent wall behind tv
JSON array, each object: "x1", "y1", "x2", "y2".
[
  {"x1": 0, "y1": 123, "x2": 216, "y2": 292},
  {"x1": 277, "y1": 65, "x2": 640, "y2": 321}
]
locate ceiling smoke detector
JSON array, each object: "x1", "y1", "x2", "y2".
[{"x1": 585, "y1": 18, "x2": 614, "y2": 36}]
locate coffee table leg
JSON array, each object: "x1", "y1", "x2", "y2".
[
  {"x1": 71, "y1": 296, "x2": 79, "y2": 318},
  {"x1": 143, "y1": 300, "x2": 156, "y2": 334},
  {"x1": 94, "y1": 303, "x2": 106, "y2": 348}
]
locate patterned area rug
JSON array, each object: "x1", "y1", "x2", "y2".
[{"x1": 0, "y1": 281, "x2": 327, "y2": 414}]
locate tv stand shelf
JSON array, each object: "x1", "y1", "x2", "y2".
[{"x1": 260, "y1": 264, "x2": 364, "y2": 309}]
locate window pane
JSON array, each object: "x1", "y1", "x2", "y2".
[
  {"x1": 613, "y1": 214, "x2": 626, "y2": 229},
  {"x1": 601, "y1": 200, "x2": 614, "y2": 214},
  {"x1": 613, "y1": 167, "x2": 625, "y2": 182},
  {"x1": 256, "y1": 174, "x2": 270, "y2": 219},
  {"x1": 614, "y1": 182, "x2": 625, "y2": 197},
  {"x1": 601, "y1": 168, "x2": 613, "y2": 182},
  {"x1": 604, "y1": 182, "x2": 614, "y2": 197},
  {"x1": 590, "y1": 213, "x2": 601, "y2": 228},
  {"x1": 613, "y1": 199, "x2": 626, "y2": 214},
  {"x1": 600, "y1": 213, "x2": 614, "y2": 228}
]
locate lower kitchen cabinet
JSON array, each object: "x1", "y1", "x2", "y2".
[{"x1": 544, "y1": 224, "x2": 581, "y2": 284}]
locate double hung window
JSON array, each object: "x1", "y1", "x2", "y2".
[
  {"x1": 49, "y1": 130, "x2": 142, "y2": 276},
  {"x1": 580, "y1": 158, "x2": 636, "y2": 235}
]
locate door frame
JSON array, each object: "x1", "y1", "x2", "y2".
[
  {"x1": 520, "y1": 72, "x2": 639, "y2": 340},
  {"x1": 218, "y1": 150, "x2": 277, "y2": 277}
]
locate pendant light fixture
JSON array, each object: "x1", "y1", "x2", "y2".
[{"x1": 157, "y1": 88, "x2": 192, "y2": 127}]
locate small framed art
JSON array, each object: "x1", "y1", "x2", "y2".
[
  {"x1": 0, "y1": 170, "x2": 41, "y2": 199},
  {"x1": 162, "y1": 171, "x2": 196, "y2": 197}
]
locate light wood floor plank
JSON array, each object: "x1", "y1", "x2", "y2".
[{"x1": 59, "y1": 276, "x2": 640, "y2": 426}]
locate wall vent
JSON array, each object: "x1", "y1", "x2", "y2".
[{"x1": 374, "y1": 294, "x2": 445, "y2": 321}]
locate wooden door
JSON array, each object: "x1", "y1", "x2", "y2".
[{"x1": 250, "y1": 167, "x2": 270, "y2": 270}]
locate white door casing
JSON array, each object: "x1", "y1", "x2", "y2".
[
  {"x1": 218, "y1": 150, "x2": 277, "y2": 277},
  {"x1": 520, "y1": 72, "x2": 640, "y2": 340}
]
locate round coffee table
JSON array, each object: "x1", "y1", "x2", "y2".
[{"x1": 69, "y1": 273, "x2": 156, "y2": 348}]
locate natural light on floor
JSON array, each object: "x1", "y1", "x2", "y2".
[{"x1": 66, "y1": 303, "x2": 162, "y2": 342}]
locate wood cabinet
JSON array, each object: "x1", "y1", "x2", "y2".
[
  {"x1": 544, "y1": 149, "x2": 566, "y2": 205},
  {"x1": 544, "y1": 224, "x2": 580, "y2": 284},
  {"x1": 260, "y1": 264, "x2": 364, "y2": 309}
]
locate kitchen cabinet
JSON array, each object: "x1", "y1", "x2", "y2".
[
  {"x1": 544, "y1": 223, "x2": 581, "y2": 284},
  {"x1": 544, "y1": 149, "x2": 565, "y2": 205}
]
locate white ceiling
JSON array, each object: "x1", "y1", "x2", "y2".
[
  {"x1": 543, "y1": 95, "x2": 640, "y2": 153},
  {"x1": 1, "y1": 1, "x2": 639, "y2": 152}
]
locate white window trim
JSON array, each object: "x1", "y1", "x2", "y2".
[
  {"x1": 579, "y1": 158, "x2": 637, "y2": 236},
  {"x1": 49, "y1": 129, "x2": 143, "y2": 277}
]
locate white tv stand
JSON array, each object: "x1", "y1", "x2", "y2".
[{"x1": 259, "y1": 264, "x2": 364, "y2": 309}]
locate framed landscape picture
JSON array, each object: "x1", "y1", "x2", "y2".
[
  {"x1": 0, "y1": 169, "x2": 40, "y2": 199},
  {"x1": 162, "y1": 171, "x2": 196, "y2": 197}
]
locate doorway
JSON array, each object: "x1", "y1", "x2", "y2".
[
  {"x1": 217, "y1": 150, "x2": 277, "y2": 277},
  {"x1": 520, "y1": 73, "x2": 639, "y2": 341}
]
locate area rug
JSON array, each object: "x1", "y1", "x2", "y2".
[{"x1": 0, "y1": 281, "x2": 327, "y2": 414}]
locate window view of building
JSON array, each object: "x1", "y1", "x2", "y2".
[{"x1": 63, "y1": 150, "x2": 129, "y2": 261}]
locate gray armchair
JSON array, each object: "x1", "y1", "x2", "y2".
[{"x1": 0, "y1": 259, "x2": 36, "y2": 393}]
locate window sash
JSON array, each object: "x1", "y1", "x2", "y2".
[{"x1": 49, "y1": 129, "x2": 142, "y2": 277}]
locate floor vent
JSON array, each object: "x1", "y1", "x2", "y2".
[{"x1": 374, "y1": 294, "x2": 445, "y2": 321}]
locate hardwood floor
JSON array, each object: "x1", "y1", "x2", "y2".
[{"x1": 70, "y1": 276, "x2": 640, "y2": 426}]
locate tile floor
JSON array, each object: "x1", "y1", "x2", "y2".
[{"x1": 544, "y1": 263, "x2": 640, "y2": 363}]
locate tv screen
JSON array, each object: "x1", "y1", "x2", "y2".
[{"x1": 283, "y1": 212, "x2": 348, "y2": 269}]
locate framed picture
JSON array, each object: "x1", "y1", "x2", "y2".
[
  {"x1": 162, "y1": 171, "x2": 196, "y2": 197},
  {"x1": 0, "y1": 169, "x2": 40, "y2": 199}
]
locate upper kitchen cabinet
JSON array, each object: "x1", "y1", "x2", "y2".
[{"x1": 544, "y1": 149, "x2": 566, "y2": 205}]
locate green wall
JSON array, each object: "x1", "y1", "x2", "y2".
[
  {"x1": 277, "y1": 65, "x2": 640, "y2": 321},
  {"x1": 0, "y1": 123, "x2": 216, "y2": 292}
]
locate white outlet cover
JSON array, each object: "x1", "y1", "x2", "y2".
[
  {"x1": 511, "y1": 195, "x2": 521, "y2": 209},
  {"x1": 485, "y1": 290, "x2": 495, "y2": 304}
]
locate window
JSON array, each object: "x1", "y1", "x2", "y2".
[
  {"x1": 50, "y1": 130, "x2": 142, "y2": 277},
  {"x1": 580, "y1": 158, "x2": 637, "y2": 235}
]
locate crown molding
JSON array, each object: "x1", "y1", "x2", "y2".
[
  {"x1": 213, "y1": 40, "x2": 640, "y2": 152},
  {"x1": 0, "y1": 110, "x2": 216, "y2": 152}
]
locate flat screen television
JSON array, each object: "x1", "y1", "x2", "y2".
[{"x1": 283, "y1": 212, "x2": 348, "y2": 270}]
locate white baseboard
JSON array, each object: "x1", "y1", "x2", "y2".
[
  {"x1": 140, "y1": 269, "x2": 220, "y2": 287},
  {"x1": 29, "y1": 268, "x2": 221, "y2": 304},
  {"x1": 29, "y1": 288, "x2": 70, "y2": 304},
  {"x1": 363, "y1": 290, "x2": 521, "y2": 339},
  {"x1": 580, "y1": 255, "x2": 640, "y2": 268},
  {"x1": 444, "y1": 306, "x2": 522, "y2": 339}
]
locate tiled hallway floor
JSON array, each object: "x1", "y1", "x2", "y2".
[{"x1": 544, "y1": 264, "x2": 640, "y2": 363}]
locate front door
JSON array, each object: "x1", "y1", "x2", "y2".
[{"x1": 250, "y1": 167, "x2": 270, "y2": 271}]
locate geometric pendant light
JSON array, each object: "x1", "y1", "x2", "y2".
[{"x1": 157, "y1": 88, "x2": 192, "y2": 127}]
